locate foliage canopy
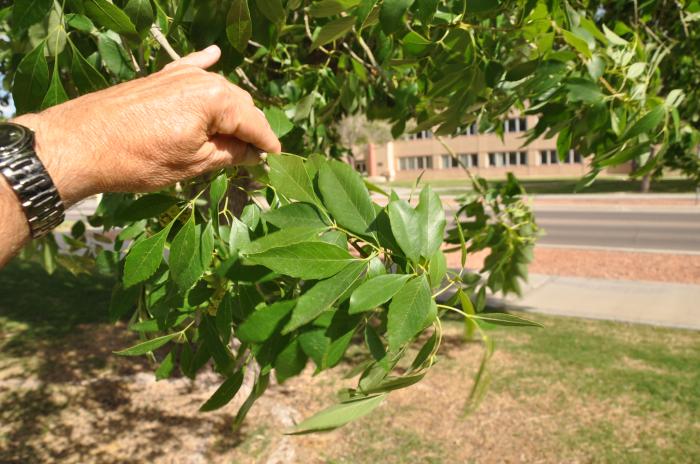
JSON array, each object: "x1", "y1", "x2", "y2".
[{"x1": 2, "y1": 0, "x2": 697, "y2": 431}]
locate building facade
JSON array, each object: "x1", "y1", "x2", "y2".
[{"x1": 356, "y1": 114, "x2": 629, "y2": 181}]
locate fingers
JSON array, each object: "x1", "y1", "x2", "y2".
[
  {"x1": 164, "y1": 45, "x2": 221, "y2": 71},
  {"x1": 206, "y1": 135, "x2": 263, "y2": 169},
  {"x1": 208, "y1": 87, "x2": 282, "y2": 154}
]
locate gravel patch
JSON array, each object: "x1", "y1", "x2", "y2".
[{"x1": 446, "y1": 247, "x2": 700, "y2": 284}]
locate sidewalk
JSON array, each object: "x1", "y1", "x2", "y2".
[{"x1": 490, "y1": 273, "x2": 700, "y2": 330}]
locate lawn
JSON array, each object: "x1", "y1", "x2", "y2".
[
  {"x1": 385, "y1": 177, "x2": 697, "y2": 195},
  {"x1": 1, "y1": 260, "x2": 699, "y2": 463}
]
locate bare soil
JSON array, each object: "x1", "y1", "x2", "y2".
[{"x1": 446, "y1": 247, "x2": 700, "y2": 284}]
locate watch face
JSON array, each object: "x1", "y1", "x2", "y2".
[{"x1": 0, "y1": 124, "x2": 28, "y2": 151}]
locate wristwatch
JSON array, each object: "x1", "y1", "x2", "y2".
[{"x1": 0, "y1": 122, "x2": 65, "y2": 238}]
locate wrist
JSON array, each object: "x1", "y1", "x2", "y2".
[{"x1": 12, "y1": 112, "x2": 99, "y2": 207}]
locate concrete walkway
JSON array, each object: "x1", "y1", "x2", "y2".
[{"x1": 492, "y1": 273, "x2": 700, "y2": 330}]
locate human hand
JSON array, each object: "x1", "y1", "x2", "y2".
[{"x1": 12, "y1": 45, "x2": 280, "y2": 207}]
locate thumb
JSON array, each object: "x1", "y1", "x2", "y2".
[{"x1": 164, "y1": 45, "x2": 221, "y2": 70}]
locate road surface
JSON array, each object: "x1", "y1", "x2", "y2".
[
  {"x1": 68, "y1": 196, "x2": 700, "y2": 254},
  {"x1": 532, "y1": 207, "x2": 700, "y2": 253}
]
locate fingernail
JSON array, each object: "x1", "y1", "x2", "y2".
[{"x1": 204, "y1": 45, "x2": 220, "y2": 55}]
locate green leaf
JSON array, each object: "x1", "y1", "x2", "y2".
[
  {"x1": 123, "y1": 223, "x2": 172, "y2": 288},
  {"x1": 284, "y1": 260, "x2": 367, "y2": 333},
  {"x1": 311, "y1": 16, "x2": 355, "y2": 50},
  {"x1": 287, "y1": 394, "x2": 387, "y2": 434},
  {"x1": 626, "y1": 62, "x2": 645, "y2": 80},
  {"x1": 470, "y1": 312, "x2": 543, "y2": 327},
  {"x1": 275, "y1": 339, "x2": 308, "y2": 382},
  {"x1": 309, "y1": 0, "x2": 360, "y2": 17},
  {"x1": 263, "y1": 107, "x2": 294, "y2": 138},
  {"x1": 226, "y1": 0, "x2": 252, "y2": 52},
  {"x1": 603, "y1": 24, "x2": 627, "y2": 46},
  {"x1": 71, "y1": 42, "x2": 109, "y2": 94},
  {"x1": 117, "y1": 193, "x2": 179, "y2": 221},
  {"x1": 169, "y1": 214, "x2": 204, "y2": 292},
  {"x1": 46, "y1": 9, "x2": 67, "y2": 56},
  {"x1": 562, "y1": 29, "x2": 592, "y2": 58},
  {"x1": 380, "y1": 0, "x2": 414, "y2": 35},
  {"x1": 458, "y1": 288, "x2": 476, "y2": 340},
  {"x1": 124, "y1": 0, "x2": 154, "y2": 37},
  {"x1": 263, "y1": 203, "x2": 326, "y2": 229},
  {"x1": 318, "y1": 159, "x2": 377, "y2": 239},
  {"x1": 427, "y1": 249, "x2": 446, "y2": 289},
  {"x1": 13, "y1": 0, "x2": 52, "y2": 29},
  {"x1": 199, "y1": 371, "x2": 244, "y2": 412},
  {"x1": 40, "y1": 66, "x2": 69, "y2": 110},
  {"x1": 85, "y1": 0, "x2": 138, "y2": 35},
  {"x1": 97, "y1": 32, "x2": 135, "y2": 80},
  {"x1": 415, "y1": 0, "x2": 438, "y2": 23},
  {"x1": 243, "y1": 226, "x2": 328, "y2": 254},
  {"x1": 299, "y1": 329, "x2": 330, "y2": 368},
  {"x1": 199, "y1": 221, "x2": 215, "y2": 269},
  {"x1": 244, "y1": 242, "x2": 357, "y2": 280},
  {"x1": 623, "y1": 105, "x2": 665, "y2": 141},
  {"x1": 387, "y1": 275, "x2": 433, "y2": 351},
  {"x1": 267, "y1": 154, "x2": 320, "y2": 205},
  {"x1": 12, "y1": 42, "x2": 49, "y2": 114},
  {"x1": 416, "y1": 185, "x2": 445, "y2": 259},
  {"x1": 238, "y1": 300, "x2": 296, "y2": 343},
  {"x1": 293, "y1": 93, "x2": 316, "y2": 122},
  {"x1": 201, "y1": 315, "x2": 234, "y2": 372},
  {"x1": 256, "y1": 0, "x2": 285, "y2": 24},
  {"x1": 229, "y1": 217, "x2": 251, "y2": 255},
  {"x1": 114, "y1": 332, "x2": 179, "y2": 356},
  {"x1": 155, "y1": 350, "x2": 176, "y2": 380},
  {"x1": 566, "y1": 78, "x2": 603, "y2": 104},
  {"x1": 349, "y1": 274, "x2": 411, "y2": 314},
  {"x1": 402, "y1": 31, "x2": 431, "y2": 55},
  {"x1": 65, "y1": 13, "x2": 96, "y2": 32},
  {"x1": 209, "y1": 172, "x2": 228, "y2": 210},
  {"x1": 387, "y1": 199, "x2": 420, "y2": 262}
]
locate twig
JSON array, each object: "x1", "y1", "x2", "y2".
[
  {"x1": 675, "y1": 0, "x2": 690, "y2": 37},
  {"x1": 303, "y1": 13, "x2": 332, "y2": 56},
  {"x1": 122, "y1": 37, "x2": 142, "y2": 74},
  {"x1": 355, "y1": 32, "x2": 379, "y2": 69},
  {"x1": 150, "y1": 24, "x2": 181, "y2": 60},
  {"x1": 235, "y1": 68, "x2": 259, "y2": 92},
  {"x1": 342, "y1": 42, "x2": 371, "y2": 68}
]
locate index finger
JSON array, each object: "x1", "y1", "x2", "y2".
[{"x1": 208, "y1": 87, "x2": 282, "y2": 154}]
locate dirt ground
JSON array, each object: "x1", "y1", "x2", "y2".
[
  {"x1": 2, "y1": 317, "x2": 698, "y2": 464},
  {"x1": 446, "y1": 247, "x2": 700, "y2": 285}
]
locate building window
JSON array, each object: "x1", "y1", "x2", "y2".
[
  {"x1": 505, "y1": 117, "x2": 528, "y2": 133},
  {"x1": 405, "y1": 130, "x2": 433, "y2": 140},
  {"x1": 539, "y1": 149, "x2": 582, "y2": 165},
  {"x1": 489, "y1": 151, "x2": 527, "y2": 167},
  {"x1": 441, "y1": 153, "x2": 478, "y2": 169},
  {"x1": 460, "y1": 123, "x2": 478, "y2": 136},
  {"x1": 399, "y1": 155, "x2": 433, "y2": 171},
  {"x1": 355, "y1": 161, "x2": 366, "y2": 173}
]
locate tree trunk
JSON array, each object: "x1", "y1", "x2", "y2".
[{"x1": 640, "y1": 174, "x2": 651, "y2": 193}]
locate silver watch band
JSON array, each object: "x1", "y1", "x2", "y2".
[{"x1": 0, "y1": 124, "x2": 65, "y2": 238}]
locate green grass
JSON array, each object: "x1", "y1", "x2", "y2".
[
  {"x1": 1, "y1": 262, "x2": 699, "y2": 462},
  {"x1": 385, "y1": 177, "x2": 697, "y2": 195}
]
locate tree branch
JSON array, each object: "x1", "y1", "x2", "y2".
[{"x1": 150, "y1": 25, "x2": 181, "y2": 61}]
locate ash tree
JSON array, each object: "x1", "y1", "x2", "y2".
[{"x1": 1, "y1": 0, "x2": 694, "y2": 432}]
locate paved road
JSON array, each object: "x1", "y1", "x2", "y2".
[
  {"x1": 441, "y1": 206, "x2": 700, "y2": 254},
  {"x1": 532, "y1": 208, "x2": 700, "y2": 253},
  {"x1": 70, "y1": 195, "x2": 699, "y2": 253}
]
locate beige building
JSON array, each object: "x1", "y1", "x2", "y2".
[{"x1": 354, "y1": 115, "x2": 629, "y2": 181}]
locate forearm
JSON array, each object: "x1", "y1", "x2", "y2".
[{"x1": 0, "y1": 175, "x2": 31, "y2": 267}]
